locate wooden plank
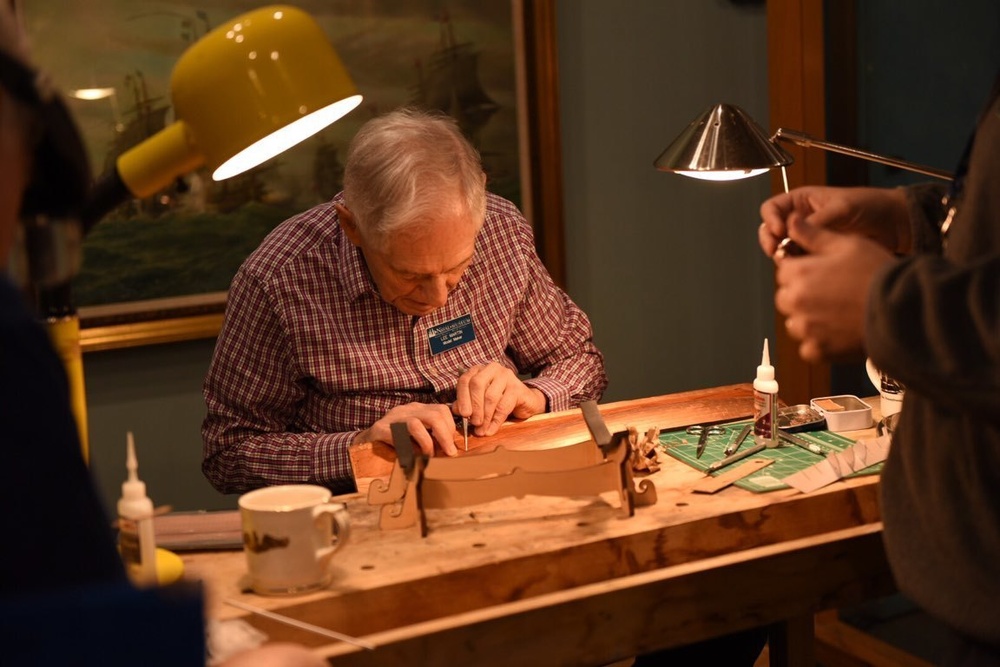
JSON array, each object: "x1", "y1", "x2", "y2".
[
  {"x1": 79, "y1": 313, "x2": 224, "y2": 352},
  {"x1": 302, "y1": 525, "x2": 893, "y2": 666},
  {"x1": 769, "y1": 612, "x2": 816, "y2": 667},
  {"x1": 184, "y1": 386, "x2": 890, "y2": 666},
  {"x1": 814, "y1": 610, "x2": 934, "y2": 667},
  {"x1": 693, "y1": 458, "x2": 774, "y2": 494},
  {"x1": 188, "y1": 468, "x2": 882, "y2": 630},
  {"x1": 349, "y1": 383, "x2": 756, "y2": 483}
]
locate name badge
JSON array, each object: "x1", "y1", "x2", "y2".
[{"x1": 428, "y1": 314, "x2": 475, "y2": 355}]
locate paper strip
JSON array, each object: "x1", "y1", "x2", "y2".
[{"x1": 783, "y1": 435, "x2": 891, "y2": 494}]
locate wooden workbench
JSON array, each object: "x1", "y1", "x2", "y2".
[{"x1": 182, "y1": 383, "x2": 893, "y2": 666}]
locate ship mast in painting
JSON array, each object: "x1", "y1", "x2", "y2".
[
  {"x1": 100, "y1": 69, "x2": 175, "y2": 217},
  {"x1": 411, "y1": 10, "x2": 500, "y2": 144}
]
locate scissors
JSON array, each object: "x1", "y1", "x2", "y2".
[{"x1": 686, "y1": 424, "x2": 726, "y2": 459}]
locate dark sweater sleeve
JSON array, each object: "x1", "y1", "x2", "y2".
[
  {"x1": 1, "y1": 282, "x2": 126, "y2": 596},
  {"x1": 866, "y1": 248, "x2": 1000, "y2": 423},
  {"x1": 904, "y1": 183, "x2": 949, "y2": 254}
]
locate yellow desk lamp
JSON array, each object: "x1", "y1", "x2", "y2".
[
  {"x1": 81, "y1": 4, "x2": 363, "y2": 228},
  {"x1": 33, "y1": 5, "x2": 363, "y2": 460}
]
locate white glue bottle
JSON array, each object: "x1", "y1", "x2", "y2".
[
  {"x1": 753, "y1": 338, "x2": 780, "y2": 448},
  {"x1": 118, "y1": 432, "x2": 158, "y2": 586}
]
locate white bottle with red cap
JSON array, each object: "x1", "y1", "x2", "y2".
[{"x1": 753, "y1": 338, "x2": 780, "y2": 448}]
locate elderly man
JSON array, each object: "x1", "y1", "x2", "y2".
[{"x1": 202, "y1": 108, "x2": 607, "y2": 494}]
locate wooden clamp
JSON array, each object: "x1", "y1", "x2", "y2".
[{"x1": 367, "y1": 401, "x2": 658, "y2": 535}]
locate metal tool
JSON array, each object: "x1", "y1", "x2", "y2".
[
  {"x1": 452, "y1": 412, "x2": 469, "y2": 452},
  {"x1": 778, "y1": 430, "x2": 826, "y2": 456},
  {"x1": 707, "y1": 442, "x2": 767, "y2": 473},
  {"x1": 686, "y1": 424, "x2": 726, "y2": 459},
  {"x1": 724, "y1": 424, "x2": 752, "y2": 457}
]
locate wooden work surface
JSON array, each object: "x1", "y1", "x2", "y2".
[
  {"x1": 347, "y1": 382, "x2": 761, "y2": 484},
  {"x1": 183, "y1": 384, "x2": 894, "y2": 666}
]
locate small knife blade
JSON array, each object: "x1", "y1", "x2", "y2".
[{"x1": 724, "y1": 424, "x2": 752, "y2": 457}]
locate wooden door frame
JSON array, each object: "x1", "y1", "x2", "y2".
[{"x1": 765, "y1": 0, "x2": 833, "y2": 404}]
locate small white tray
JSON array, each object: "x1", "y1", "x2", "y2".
[{"x1": 810, "y1": 395, "x2": 873, "y2": 432}]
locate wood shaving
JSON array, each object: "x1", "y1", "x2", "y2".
[{"x1": 628, "y1": 425, "x2": 661, "y2": 473}]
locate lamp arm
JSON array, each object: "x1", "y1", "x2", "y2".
[
  {"x1": 80, "y1": 120, "x2": 204, "y2": 234},
  {"x1": 772, "y1": 128, "x2": 953, "y2": 181},
  {"x1": 80, "y1": 168, "x2": 129, "y2": 234}
]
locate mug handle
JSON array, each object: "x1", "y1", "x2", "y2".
[{"x1": 313, "y1": 502, "x2": 350, "y2": 564}]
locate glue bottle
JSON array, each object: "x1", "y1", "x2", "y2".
[
  {"x1": 118, "y1": 432, "x2": 158, "y2": 586},
  {"x1": 753, "y1": 338, "x2": 780, "y2": 448}
]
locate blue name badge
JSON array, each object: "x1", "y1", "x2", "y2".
[{"x1": 428, "y1": 314, "x2": 476, "y2": 355}]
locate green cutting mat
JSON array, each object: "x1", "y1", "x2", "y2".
[{"x1": 659, "y1": 419, "x2": 882, "y2": 493}]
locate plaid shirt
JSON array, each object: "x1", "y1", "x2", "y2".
[{"x1": 202, "y1": 193, "x2": 607, "y2": 494}]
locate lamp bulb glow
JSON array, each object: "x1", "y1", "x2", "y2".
[
  {"x1": 70, "y1": 87, "x2": 116, "y2": 101},
  {"x1": 212, "y1": 94, "x2": 363, "y2": 181},
  {"x1": 675, "y1": 168, "x2": 769, "y2": 182}
]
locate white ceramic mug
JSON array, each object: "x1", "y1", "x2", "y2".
[
  {"x1": 866, "y1": 358, "x2": 905, "y2": 418},
  {"x1": 238, "y1": 484, "x2": 350, "y2": 596}
]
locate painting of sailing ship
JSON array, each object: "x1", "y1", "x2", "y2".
[
  {"x1": 411, "y1": 11, "x2": 501, "y2": 145},
  {"x1": 24, "y1": 1, "x2": 524, "y2": 334}
]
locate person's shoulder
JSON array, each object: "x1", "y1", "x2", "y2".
[
  {"x1": 243, "y1": 198, "x2": 344, "y2": 277},
  {"x1": 485, "y1": 192, "x2": 528, "y2": 223},
  {"x1": 483, "y1": 192, "x2": 534, "y2": 241}
]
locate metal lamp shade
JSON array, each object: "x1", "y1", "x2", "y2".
[{"x1": 655, "y1": 103, "x2": 793, "y2": 179}]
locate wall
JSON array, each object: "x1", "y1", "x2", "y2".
[
  {"x1": 83, "y1": 0, "x2": 773, "y2": 514},
  {"x1": 855, "y1": 0, "x2": 1000, "y2": 188},
  {"x1": 86, "y1": 339, "x2": 230, "y2": 513},
  {"x1": 556, "y1": 0, "x2": 774, "y2": 402}
]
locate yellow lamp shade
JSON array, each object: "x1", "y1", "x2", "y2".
[{"x1": 117, "y1": 5, "x2": 362, "y2": 197}]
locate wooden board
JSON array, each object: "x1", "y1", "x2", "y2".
[
  {"x1": 693, "y1": 458, "x2": 774, "y2": 494},
  {"x1": 184, "y1": 384, "x2": 890, "y2": 667},
  {"x1": 349, "y1": 383, "x2": 757, "y2": 485}
]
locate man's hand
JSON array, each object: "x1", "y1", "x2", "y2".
[
  {"x1": 454, "y1": 362, "x2": 546, "y2": 437},
  {"x1": 775, "y1": 216, "x2": 896, "y2": 362},
  {"x1": 759, "y1": 186, "x2": 911, "y2": 258},
  {"x1": 352, "y1": 402, "x2": 458, "y2": 457}
]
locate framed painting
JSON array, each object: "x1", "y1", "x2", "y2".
[{"x1": 24, "y1": 0, "x2": 564, "y2": 351}]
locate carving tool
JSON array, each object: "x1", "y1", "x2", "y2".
[
  {"x1": 707, "y1": 441, "x2": 766, "y2": 473},
  {"x1": 778, "y1": 430, "x2": 827, "y2": 456},
  {"x1": 463, "y1": 417, "x2": 468, "y2": 451},
  {"x1": 724, "y1": 424, "x2": 752, "y2": 456},
  {"x1": 694, "y1": 458, "x2": 774, "y2": 494}
]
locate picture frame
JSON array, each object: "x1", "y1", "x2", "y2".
[{"x1": 26, "y1": 0, "x2": 564, "y2": 352}]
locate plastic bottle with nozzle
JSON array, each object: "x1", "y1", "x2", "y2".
[
  {"x1": 753, "y1": 338, "x2": 780, "y2": 448},
  {"x1": 117, "y1": 432, "x2": 158, "y2": 586}
]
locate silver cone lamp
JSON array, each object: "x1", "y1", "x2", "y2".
[
  {"x1": 654, "y1": 103, "x2": 793, "y2": 181},
  {"x1": 656, "y1": 102, "x2": 951, "y2": 182},
  {"x1": 657, "y1": 102, "x2": 953, "y2": 419},
  {"x1": 656, "y1": 102, "x2": 952, "y2": 257}
]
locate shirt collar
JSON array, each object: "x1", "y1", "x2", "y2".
[{"x1": 334, "y1": 205, "x2": 377, "y2": 303}]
